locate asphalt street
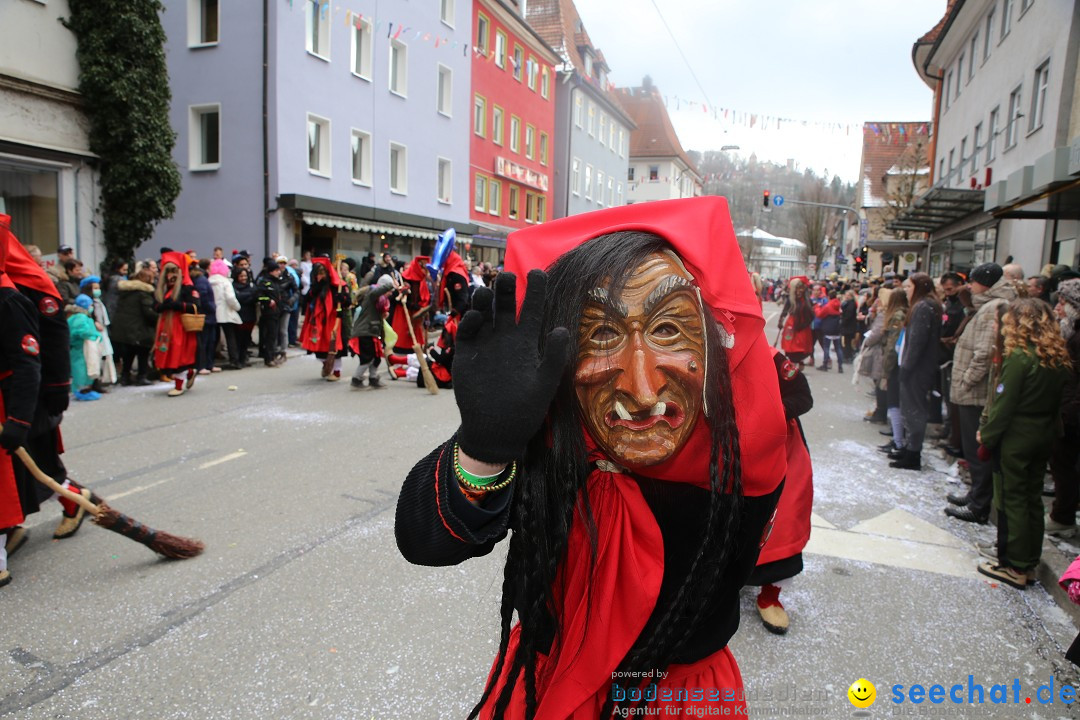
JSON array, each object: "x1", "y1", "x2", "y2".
[{"x1": 2, "y1": 305, "x2": 1079, "y2": 719}]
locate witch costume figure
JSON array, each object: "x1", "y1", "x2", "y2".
[
  {"x1": 395, "y1": 197, "x2": 788, "y2": 719},
  {"x1": 300, "y1": 256, "x2": 346, "y2": 380},
  {"x1": 153, "y1": 251, "x2": 200, "y2": 397}
]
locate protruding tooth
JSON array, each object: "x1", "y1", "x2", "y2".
[
  {"x1": 614, "y1": 401, "x2": 632, "y2": 421},
  {"x1": 650, "y1": 402, "x2": 667, "y2": 417}
]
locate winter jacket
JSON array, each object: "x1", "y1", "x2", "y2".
[
  {"x1": 255, "y1": 271, "x2": 283, "y2": 317},
  {"x1": 815, "y1": 298, "x2": 842, "y2": 336},
  {"x1": 234, "y1": 279, "x2": 257, "y2": 325},
  {"x1": 840, "y1": 298, "x2": 858, "y2": 335},
  {"x1": 351, "y1": 281, "x2": 396, "y2": 338},
  {"x1": 979, "y1": 347, "x2": 1069, "y2": 450},
  {"x1": 209, "y1": 274, "x2": 242, "y2": 324},
  {"x1": 67, "y1": 310, "x2": 100, "y2": 389},
  {"x1": 859, "y1": 311, "x2": 886, "y2": 381},
  {"x1": 951, "y1": 277, "x2": 1016, "y2": 407},
  {"x1": 881, "y1": 308, "x2": 907, "y2": 376},
  {"x1": 109, "y1": 280, "x2": 158, "y2": 349},
  {"x1": 193, "y1": 275, "x2": 217, "y2": 326},
  {"x1": 102, "y1": 273, "x2": 124, "y2": 319},
  {"x1": 899, "y1": 298, "x2": 942, "y2": 388}
]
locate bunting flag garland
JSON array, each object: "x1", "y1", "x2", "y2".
[{"x1": 289, "y1": 0, "x2": 472, "y2": 58}]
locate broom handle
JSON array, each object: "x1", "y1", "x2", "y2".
[{"x1": 13, "y1": 447, "x2": 102, "y2": 517}]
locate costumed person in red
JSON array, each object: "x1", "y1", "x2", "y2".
[
  {"x1": 396, "y1": 311, "x2": 459, "y2": 387},
  {"x1": 746, "y1": 349, "x2": 814, "y2": 634},
  {"x1": 300, "y1": 256, "x2": 347, "y2": 381},
  {"x1": 778, "y1": 276, "x2": 814, "y2": 368},
  {"x1": 386, "y1": 256, "x2": 432, "y2": 374},
  {"x1": 2, "y1": 217, "x2": 95, "y2": 550},
  {"x1": 396, "y1": 197, "x2": 788, "y2": 718},
  {"x1": 154, "y1": 252, "x2": 200, "y2": 397},
  {"x1": 438, "y1": 248, "x2": 472, "y2": 317}
]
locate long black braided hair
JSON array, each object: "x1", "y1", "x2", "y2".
[{"x1": 468, "y1": 231, "x2": 744, "y2": 720}]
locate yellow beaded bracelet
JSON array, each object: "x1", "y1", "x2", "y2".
[{"x1": 453, "y1": 443, "x2": 516, "y2": 493}]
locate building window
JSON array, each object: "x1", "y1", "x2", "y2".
[
  {"x1": 389, "y1": 142, "x2": 407, "y2": 194},
  {"x1": 512, "y1": 45, "x2": 523, "y2": 81},
  {"x1": 627, "y1": 166, "x2": 635, "y2": 182},
  {"x1": 618, "y1": 129, "x2": 625, "y2": 157},
  {"x1": 492, "y1": 106, "x2": 504, "y2": 145},
  {"x1": 1029, "y1": 61, "x2": 1049, "y2": 132},
  {"x1": 945, "y1": 71, "x2": 952, "y2": 110},
  {"x1": 488, "y1": 179, "x2": 501, "y2": 216},
  {"x1": 648, "y1": 165, "x2": 659, "y2": 181},
  {"x1": 351, "y1": 129, "x2": 371, "y2": 185},
  {"x1": 389, "y1": 40, "x2": 407, "y2": 96},
  {"x1": 956, "y1": 54, "x2": 963, "y2": 98},
  {"x1": 959, "y1": 137, "x2": 968, "y2": 178},
  {"x1": 537, "y1": 195, "x2": 546, "y2": 223},
  {"x1": 527, "y1": 56, "x2": 538, "y2": 91},
  {"x1": 494, "y1": 30, "x2": 507, "y2": 68},
  {"x1": 987, "y1": 107, "x2": 999, "y2": 162},
  {"x1": 571, "y1": 158, "x2": 581, "y2": 195},
  {"x1": 441, "y1": 0, "x2": 455, "y2": 27},
  {"x1": 509, "y1": 115, "x2": 520, "y2": 153},
  {"x1": 541, "y1": 67, "x2": 550, "y2": 99},
  {"x1": 351, "y1": 17, "x2": 373, "y2": 79},
  {"x1": 437, "y1": 158, "x2": 452, "y2": 204},
  {"x1": 947, "y1": 149, "x2": 955, "y2": 185},
  {"x1": 539, "y1": 133, "x2": 548, "y2": 165},
  {"x1": 608, "y1": 123, "x2": 616, "y2": 151},
  {"x1": 984, "y1": 9, "x2": 995, "y2": 61},
  {"x1": 574, "y1": 95, "x2": 583, "y2": 127},
  {"x1": 525, "y1": 124, "x2": 535, "y2": 160},
  {"x1": 1001, "y1": 0, "x2": 1013, "y2": 40},
  {"x1": 476, "y1": 13, "x2": 490, "y2": 55},
  {"x1": 596, "y1": 171, "x2": 604, "y2": 205},
  {"x1": 608, "y1": 177, "x2": 614, "y2": 206},
  {"x1": 306, "y1": 0, "x2": 330, "y2": 59},
  {"x1": 585, "y1": 165, "x2": 593, "y2": 200},
  {"x1": 969, "y1": 32, "x2": 978, "y2": 80},
  {"x1": 599, "y1": 114, "x2": 607, "y2": 147},
  {"x1": 508, "y1": 186, "x2": 520, "y2": 220},
  {"x1": 587, "y1": 103, "x2": 596, "y2": 137},
  {"x1": 1021, "y1": 0, "x2": 1034, "y2": 13},
  {"x1": 972, "y1": 123, "x2": 982, "y2": 174},
  {"x1": 307, "y1": 113, "x2": 330, "y2": 176},
  {"x1": 474, "y1": 174, "x2": 487, "y2": 212},
  {"x1": 616, "y1": 182, "x2": 623, "y2": 205},
  {"x1": 473, "y1": 95, "x2": 486, "y2": 137},
  {"x1": 0, "y1": 162, "x2": 59, "y2": 253},
  {"x1": 1005, "y1": 85, "x2": 1022, "y2": 148},
  {"x1": 189, "y1": 104, "x2": 221, "y2": 170},
  {"x1": 437, "y1": 65, "x2": 452, "y2": 116},
  {"x1": 938, "y1": 158, "x2": 945, "y2": 181},
  {"x1": 525, "y1": 192, "x2": 536, "y2": 223},
  {"x1": 188, "y1": 0, "x2": 219, "y2": 47}
]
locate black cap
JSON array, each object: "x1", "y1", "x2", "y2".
[
  {"x1": 58, "y1": 245, "x2": 74, "y2": 254},
  {"x1": 970, "y1": 262, "x2": 1003, "y2": 287}
]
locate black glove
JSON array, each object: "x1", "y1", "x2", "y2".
[
  {"x1": 0, "y1": 419, "x2": 29, "y2": 453},
  {"x1": 44, "y1": 389, "x2": 69, "y2": 416},
  {"x1": 454, "y1": 270, "x2": 570, "y2": 464}
]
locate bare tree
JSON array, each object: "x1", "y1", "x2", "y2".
[
  {"x1": 797, "y1": 182, "x2": 830, "y2": 263},
  {"x1": 879, "y1": 139, "x2": 929, "y2": 240}
]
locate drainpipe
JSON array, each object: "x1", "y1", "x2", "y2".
[{"x1": 262, "y1": 0, "x2": 271, "y2": 258}]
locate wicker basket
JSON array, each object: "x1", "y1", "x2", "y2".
[{"x1": 180, "y1": 311, "x2": 205, "y2": 333}]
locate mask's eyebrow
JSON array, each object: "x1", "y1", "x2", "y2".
[
  {"x1": 587, "y1": 287, "x2": 628, "y2": 318},
  {"x1": 644, "y1": 275, "x2": 693, "y2": 316}
]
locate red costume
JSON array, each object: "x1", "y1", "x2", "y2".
[
  {"x1": 153, "y1": 251, "x2": 199, "y2": 374},
  {"x1": 390, "y1": 256, "x2": 431, "y2": 352},
  {"x1": 437, "y1": 250, "x2": 471, "y2": 316},
  {"x1": 300, "y1": 257, "x2": 345, "y2": 355}
]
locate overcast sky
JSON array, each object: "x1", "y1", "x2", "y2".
[{"x1": 573, "y1": 0, "x2": 946, "y2": 183}]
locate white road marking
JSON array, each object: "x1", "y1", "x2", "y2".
[
  {"x1": 106, "y1": 478, "x2": 172, "y2": 502},
  {"x1": 198, "y1": 451, "x2": 248, "y2": 470},
  {"x1": 806, "y1": 508, "x2": 977, "y2": 579}
]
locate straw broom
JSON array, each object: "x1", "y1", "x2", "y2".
[
  {"x1": 9, "y1": 444, "x2": 204, "y2": 559},
  {"x1": 405, "y1": 303, "x2": 439, "y2": 395}
]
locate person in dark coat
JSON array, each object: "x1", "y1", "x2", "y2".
[
  {"x1": 349, "y1": 274, "x2": 396, "y2": 389},
  {"x1": 839, "y1": 289, "x2": 858, "y2": 360},
  {"x1": 109, "y1": 266, "x2": 158, "y2": 385},
  {"x1": 232, "y1": 268, "x2": 257, "y2": 368},
  {"x1": 939, "y1": 273, "x2": 966, "y2": 452},
  {"x1": 191, "y1": 260, "x2": 219, "y2": 374},
  {"x1": 892, "y1": 273, "x2": 942, "y2": 470},
  {"x1": 814, "y1": 290, "x2": 843, "y2": 372},
  {"x1": 1047, "y1": 279, "x2": 1080, "y2": 537}
]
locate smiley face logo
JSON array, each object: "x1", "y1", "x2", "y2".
[{"x1": 847, "y1": 678, "x2": 876, "y2": 709}]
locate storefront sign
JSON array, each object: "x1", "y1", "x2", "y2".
[{"x1": 495, "y1": 157, "x2": 549, "y2": 192}]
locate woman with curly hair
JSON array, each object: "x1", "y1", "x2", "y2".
[{"x1": 977, "y1": 298, "x2": 1073, "y2": 588}]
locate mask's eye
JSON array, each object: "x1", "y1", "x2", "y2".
[
  {"x1": 591, "y1": 325, "x2": 618, "y2": 343},
  {"x1": 652, "y1": 322, "x2": 680, "y2": 339}
]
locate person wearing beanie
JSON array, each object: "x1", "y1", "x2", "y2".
[
  {"x1": 67, "y1": 294, "x2": 102, "y2": 401},
  {"x1": 1047, "y1": 279, "x2": 1080, "y2": 538},
  {"x1": 945, "y1": 263, "x2": 1015, "y2": 523},
  {"x1": 349, "y1": 273, "x2": 396, "y2": 389},
  {"x1": 209, "y1": 259, "x2": 243, "y2": 369}
]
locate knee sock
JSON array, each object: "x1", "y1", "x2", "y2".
[
  {"x1": 757, "y1": 584, "x2": 783, "y2": 608},
  {"x1": 174, "y1": 376, "x2": 185, "y2": 392},
  {"x1": 57, "y1": 479, "x2": 83, "y2": 516},
  {"x1": 888, "y1": 407, "x2": 904, "y2": 447}
]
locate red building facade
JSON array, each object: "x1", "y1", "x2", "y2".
[{"x1": 470, "y1": 0, "x2": 558, "y2": 236}]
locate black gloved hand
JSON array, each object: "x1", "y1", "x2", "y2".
[
  {"x1": 0, "y1": 419, "x2": 29, "y2": 453},
  {"x1": 453, "y1": 270, "x2": 570, "y2": 464},
  {"x1": 44, "y1": 389, "x2": 69, "y2": 416}
]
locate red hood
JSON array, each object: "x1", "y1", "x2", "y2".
[
  {"x1": 161, "y1": 251, "x2": 193, "y2": 285},
  {"x1": 1, "y1": 214, "x2": 60, "y2": 298},
  {"x1": 312, "y1": 256, "x2": 343, "y2": 287}
]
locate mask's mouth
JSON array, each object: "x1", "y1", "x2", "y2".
[{"x1": 605, "y1": 400, "x2": 685, "y2": 431}]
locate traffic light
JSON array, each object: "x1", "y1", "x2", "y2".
[
  {"x1": 856, "y1": 246, "x2": 869, "y2": 273},
  {"x1": 763, "y1": 190, "x2": 771, "y2": 208}
]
